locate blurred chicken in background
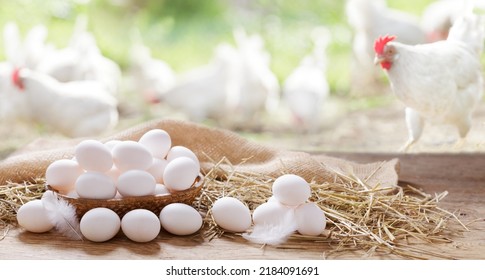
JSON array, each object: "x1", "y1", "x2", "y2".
[
  {"x1": 0, "y1": 18, "x2": 120, "y2": 137},
  {"x1": 154, "y1": 28, "x2": 279, "y2": 128},
  {"x1": 421, "y1": 0, "x2": 485, "y2": 42},
  {"x1": 346, "y1": 0, "x2": 426, "y2": 96},
  {"x1": 374, "y1": 7, "x2": 485, "y2": 151},
  {"x1": 34, "y1": 15, "x2": 122, "y2": 96},
  {"x1": 282, "y1": 26, "x2": 330, "y2": 133},
  {"x1": 0, "y1": 66, "x2": 119, "y2": 138},
  {"x1": 421, "y1": 0, "x2": 467, "y2": 42},
  {"x1": 156, "y1": 42, "x2": 241, "y2": 123},
  {"x1": 2, "y1": 22, "x2": 52, "y2": 70},
  {"x1": 127, "y1": 36, "x2": 176, "y2": 104},
  {"x1": 227, "y1": 28, "x2": 280, "y2": 129}
]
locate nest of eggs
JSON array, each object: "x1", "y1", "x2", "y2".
[{"x1": 0, "y1": 156, "x2": 468, "y2": 259}]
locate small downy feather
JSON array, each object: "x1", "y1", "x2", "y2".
[
  {"x1": 41, "y1": 190, "x2": 83, "y2": 240},
  {"x1": 242, "y1": 210, "x2": 297, "y2": 246}
]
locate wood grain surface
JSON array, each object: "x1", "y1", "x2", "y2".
[{"x1": 2, "y1": 152, "x2": 484, "y2": 260}]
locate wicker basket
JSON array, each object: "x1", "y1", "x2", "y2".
[{"x1": 47, "y1": 174, "x2": 204, "y2": 218}]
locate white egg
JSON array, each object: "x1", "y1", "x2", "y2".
[
  {"x1": 166, "y1": 146, "x2": 200, "y2": 169},
  {"x1": 138, "y1": 129, "x2": 172, "y2": 159},
  {"x1": 266, "y1": 195, "x2": 299, "y2": 209},
  {"x1": 45, "y1": 159, "x2": 84, "y2": 194},
  {"x1": 252, "y1": 201, "x2": 295, "y2": 226},
  {"x1": 75, "y1": 139, "x2": 113, "y2": 172},
  {"x1": 295, "y1": 203, "x2": 326, "y2": 236},
  {"x1": 16, "y1": 200, "x2": 54, "y2": 233},
  {"x1": 121, "y1": 209, "x2": 161, "y2": 242},
  {"x1": 80, "y1": 208, "x2": 121, "y2": 242},
  {"x1": 75, "y1": 171, "x2": 116, "y2": 199},
  {"x1": 272, "y1": 174, "x2": 311, "y2": 206},
  {"x1": 117, "y1": 170, "x2": 156, "y2": 197},
  {"x1": 112, "y1": 141, "x2": 153, "y2": 172},
  {"x1": 211, "y1": 197, "x2": 251, "y2": 232},
  {"x1": 106, "y1": 165, "x2": 122, "y2": 183},
  {"x1": 147, "y1": 158, "x2": 168, "y2": 184},
  {"x1": 159, "y1": 203, "x2": 202, "y2": 236},
  {"x1": 154, "y1": 184, "x2": 171, "y2": 195},
  {"x1": 163, "y1": 157, "x2": 199, "y2": 191},
  {"x1": 267, "y1": 196, "x2": 279, "y2": 204},
  {"x1": 104, "y1": 140, "x2": 122, "y2": 151}
]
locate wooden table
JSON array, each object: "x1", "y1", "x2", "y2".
[{"x1": 2, "y1": 153, "x2": 485, "y2": 259}]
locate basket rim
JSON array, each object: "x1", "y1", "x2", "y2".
[{"x1": 45, "y1": 173, "x2": 204, "y2": 203}]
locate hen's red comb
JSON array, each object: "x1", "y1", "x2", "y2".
[
  {"x1": 11, "y1": 68, "x2": 24, "y2": 90},
  {"x1": 374, "y1": 35, "x2": 396, "y2": 55}
]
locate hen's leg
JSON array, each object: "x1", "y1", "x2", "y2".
[
  {"x1": 400, "y1": 107, "x2": 424, "y2": 152},
  {"x1": 453, "y1": 115, "x2": 472, "y2": 150},
  {"x1": 456, "y1": 115, "x2": 471, "y2": 138}
]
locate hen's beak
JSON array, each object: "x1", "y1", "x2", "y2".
[{"x1": 374, "y1": 55, "x2": 384, "y2": 65}]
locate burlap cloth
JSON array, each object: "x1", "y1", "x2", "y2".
[{"x1": 0, "y1": 119, "x2": 399, "y2": 188}]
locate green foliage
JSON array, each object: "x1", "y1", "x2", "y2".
[{"x1": 141, "y1": 0, "x2": 227, "y2": 20}]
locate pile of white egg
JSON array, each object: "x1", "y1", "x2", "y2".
[
  {"x1": 211, "y1": 174, "x2": 326, "y2": 237},
  {"x1": 47, "y1": 129, "x2": 200, "y2": 198},
  {"x1": 16, "y1": 129, "x2": 204, "y2": 242}
]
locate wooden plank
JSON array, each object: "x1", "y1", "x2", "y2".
[
  {"x1": 1, "y1": 152, "x2": 485, "y2": 259},
  {"x1": 325, "y1": 152, "x2": 485, "y2": 189},
  {"x1": 326, "y1": 152, "x2": 485, "y2": 208}
]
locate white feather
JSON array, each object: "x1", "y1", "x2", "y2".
[
  {"x1": 41, "y1": 190, "x2": 83, "y2": 240},
  {"x1": 242, "y1": 210, "x2": 297, "y2": 246}
]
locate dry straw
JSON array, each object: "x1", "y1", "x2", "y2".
[
  {"x1": 197, "y1": 156, "x2": 468, "y2": 259},
  {"x1": 0, "y1": 156, "x2": 467, "y2": 259}
]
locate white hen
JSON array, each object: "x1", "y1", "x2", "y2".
[
  {"x1": 346, "y1": 0, "x2": 426, "y2": 95},
  {"x1": 0, "y1": 65, "x2": 119, "y2": 138},
  {"x1": 283, "y1": 27, "x2": 330, "y2": 132},
  {"x1": 228, "y1": 29, "x2": 280, "y2": 126},
  {"x1": 374, "y1": 11, "x2": 485, "y2": 151},
  {"x1": 35, "y1": 16, "x2": 122, "y2": 96},
  {"x1": 158, "y1": 43, "x2": 241, "y2": 122},
  {"x1": 421, "y1": 0, "x2": 485, "y2": 42},
  {"x1": 2, "y1": 22, "x2": 53, "y2": 70},
  {"x1": 128, "y1": 42, "x2": 176, "y2": 104}
]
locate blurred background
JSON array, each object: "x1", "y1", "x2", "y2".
[
  {"x1": 1, "y1": 0, "x2": 484, "y2": 158},
  {"x1": 0, "y1": 0, "x2": 431, "y2": 94}
]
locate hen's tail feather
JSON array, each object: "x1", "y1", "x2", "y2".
[{"x1": 447, "y1": 7, "x2": 485, "y2": 55}]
